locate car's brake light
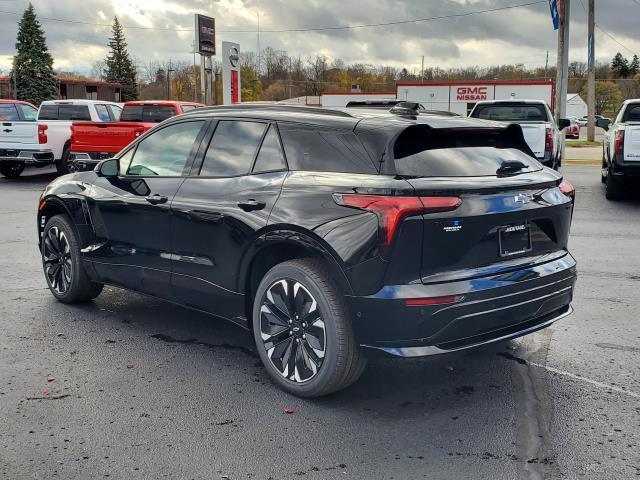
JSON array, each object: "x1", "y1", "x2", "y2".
[
  {"x1": 405, "y1": 296, "x2": 460, "y2": 307},
  {"x1": 615, "y1": 130, "x2": 625, "y2": 156},
  {"x1": 333, "y1": 194, "x2": 461, "y2": 245},
  {"x1": 38, "y1": 124, "x2": 48, "y2": 144},
  {"x1": 545, "y1": 128, "x2": 553, "y2": 153},
  {"x1": 559, "y1": 180, "x2": 575, "y2": 199}
]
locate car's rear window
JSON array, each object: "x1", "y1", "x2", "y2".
[
  {"x1": 121, "y1": 106, "x2": 176, "y2": 123},
  {"x1": 38, "y1": 104, "x2": 91, "y2": 121},
  {"x1": 393, "y1": 126, "x2": 541, "y2": 177},
  {"x1": 472, "y1": 104, "x2": 548, "y2": 122},
  {"x1": 623, "y1": 104, "x2": 640, "y2": 122}
]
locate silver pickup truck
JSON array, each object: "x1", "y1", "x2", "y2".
[
  {"x1": 469, "y1": 99, "x2": 566, "y2": 170},
  {"x1": 602, "y1": 99, "x2": 640, "y2": 199}
]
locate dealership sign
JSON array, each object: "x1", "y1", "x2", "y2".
[
  {"x1": 222, "y1": 41, "x2": 241, "y2": 105},
  {"x1": 456, "y1": 86, "x2": 488, "y2": 101},
  {"x1": 195, "y1": 14, "x2": 215, "y2": 56}
]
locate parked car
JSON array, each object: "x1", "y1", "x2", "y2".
[
  {"x1": 0, "y1": 100, "x2": 50, "y2": 178},
  {"x1": 37, "y1": 105, "x2": 577, "y2": 397},
  {"x1": 70, "y1": 101, "x2": 204, "y2": 171},
  {"x1": 566, "y1": 118, "x2": 580, "y2": 140},
  {"x1": 469, "y1": 100, "x2": 567, "y2": 169},
  {"x1": 578, "y1": 114, "x2": 610, "y2": 128},
  {"x1": 601, "y1": 99, "x2": 640, "y2": 199}
]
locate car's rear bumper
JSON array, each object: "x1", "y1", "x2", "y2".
[
  {"x1": 347, "y1": 253, "x2": 576, "y2": 357},
  {"x1": 0, "y1": 149, "x2": 54, "y2": 165}
]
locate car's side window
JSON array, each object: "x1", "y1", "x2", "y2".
[
  {"x1": 126, "y1": 121, "x2": 205, "y2": 177},
  {"x1": 118, "y1": 148, "x2": 135, "y2": 176},
  {"x1": 95, "y1": 104, "x2": 111, "y2": 122},
  {"x1": 108, "y1": 105, "x2": 122, "y2": 120},
  {"x1": 278, "y1": 124, "x2": 378, "y2": 174},
  {"x1": 199, "y1": 120, "x2": 267, "y2": 177},
  {"x1": 252, "y1": 125, "x2": 287, "y2": 173},
  {"x1": 0, "y1": 104, "x2": 20, "y2": 121}
]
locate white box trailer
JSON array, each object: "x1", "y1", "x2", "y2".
[
  {"x1": 396, "y1": 81, "x2": 555, "y2": 116},
  {"x1": 321, "y1": 92, "x2": 396, "y2": 107}
]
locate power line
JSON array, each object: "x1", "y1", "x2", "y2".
[{"x1": 0, "y1": 1, "x2": 547, "y2": 34}]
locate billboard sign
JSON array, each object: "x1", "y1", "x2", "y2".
[
  {"x1": 195, "y1": 14, "x2": 215, "y2": 56},
  {"x1": 456, "y1": 86, "x2": 488, "y2": 101},
  {"x1": 222, "y1": 41, "x2": 241, "y2": 105}
]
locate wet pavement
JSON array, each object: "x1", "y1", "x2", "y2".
[{"x1": 1, "y1": 165, "x2": 639, "y2": 480}]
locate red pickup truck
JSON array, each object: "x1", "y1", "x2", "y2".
[{"x1": 70, "y1": 100, "x2": 203, "y2": 170}]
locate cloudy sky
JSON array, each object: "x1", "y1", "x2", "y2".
[{"x1": 0, "y1": 0, "x2": 638, "y2": 75}]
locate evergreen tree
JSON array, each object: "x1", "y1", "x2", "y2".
[
  {"x1": 11, "y1": 4, "x2": 58, "y2": 105},
  {"x1": 611, "y1": 52, "x2": 630, "y2": 78},
  {"x1": 629, "y1": 55, "x2": 640, "y2": 76},
  {"x1": 104, "y1": 17, "x2": 138, "y2": 101}
]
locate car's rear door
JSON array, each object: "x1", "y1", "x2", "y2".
[
  {"x1": 170, "y1": 119, "x2": 287, "y2": 322},
  {"x1": 86, "y1": 119, "x2": 208, "y2": 298}
]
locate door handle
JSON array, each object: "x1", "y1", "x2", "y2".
[
  {"x1": 237, "y1": 199, "x2": 266, "y2": 212},
  {"x1": 145, "y1": 194, "x2": 168, "y2": 205}
]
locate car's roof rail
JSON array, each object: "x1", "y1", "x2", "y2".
[{"x1": 183, "y1": 103, "x2": 355, "y2": 118}]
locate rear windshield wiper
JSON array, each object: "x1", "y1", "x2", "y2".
[{"x1": 496, "y1": 160, "x2": 530, "y2": 175}]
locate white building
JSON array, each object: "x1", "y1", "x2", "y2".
[
  {"x1": 395, "y1": 81, "x2": 556, "y2": 116},
  {"x1": 566, "y1": 93, "x2": 587, "y2": 119}
]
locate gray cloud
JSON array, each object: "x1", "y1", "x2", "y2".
[{"x1": 0, "y1": 0, "x2": 637, "y2": 75}]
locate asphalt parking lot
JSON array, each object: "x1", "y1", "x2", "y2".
[{"x1": 1, "y1": 165, "x2": 639, "y2": 480}]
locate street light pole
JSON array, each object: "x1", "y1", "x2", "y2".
[
  {"x1": 554, "y1": 0, "x2": 570, "y2": 122},
  {"x1": 587, "y1": 0, "x2": 596, "y2": 141}
]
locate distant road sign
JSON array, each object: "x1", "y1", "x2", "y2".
[{"x1": 549, "y1": 0, "x2": 559, "y2": 30}]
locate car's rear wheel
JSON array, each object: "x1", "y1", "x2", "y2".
[
  {"x1": 56, "y1": 145, "x2": 74, "y2": 175},
  {"x1": 0, "y1": 161, "x2": 25, "y2": 178},
  {"x1": 41, "y1": 215, "x2": 103, "y2": 303},
  {"x1": 252, "y1": 259, "x2": 365, "y2": 398},
  {"x1": 605, "y1": 170, "x2": 625, "y2": 200}
]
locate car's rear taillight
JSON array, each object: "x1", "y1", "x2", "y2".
[
  {"x1": 333, "y1": 194, "x2": 461, "y2": 245},
  {"x1": 38, "y1": 124, "x2": 48, "y2": 144},
  {"x1": 559, "y1": 180, "x2": 575, "y2": 199},
  {"x1": 405, "y1": 295, "x2": 461, "y2": 307},
  {"x1": 615, "y1": 130, "x2": 625, "y2": 156},
  {"x1": 545, "y1": 128, "x2": 553, "y2": 153}
]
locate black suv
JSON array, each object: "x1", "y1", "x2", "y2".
[{"x1": 38, "y1": 105, "x2": 577, "y2": 397}]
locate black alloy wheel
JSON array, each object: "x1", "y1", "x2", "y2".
[
  {"x1": 253, "y1": 259, "x2": 365, "y2": 398},
  {"x1": 0, "y1": 161, "x2": 25, "y2": 178},
  {"x1": 41, "y1": 215, "x2": 104, "y2": 303},
  {"x1": 42, "y1": 225, "x2": 73, "y2": 295},
  {"x1": 259, "y1": 279, "x2": 327, "y2": 383}
]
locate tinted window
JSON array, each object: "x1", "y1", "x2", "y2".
[
  {"x1": 121, "y1": 106, "x2": 176, "y2": 123},
  {"x1": 279, "y1": 124, "x2": 377, "y2": 173},
  {"x1": 200, "y1": 121, "x2": 267, "y2": 177},
  {"x1": 252, "y1": 125, "x2": 287, "y2": 173},
  {"x1": 472, "y1": 104, "x2": 549, "y2": 122},
  {"x1": 18, "y1": 104, "x2": 38, "y2": 121},
  {"x1": 623, "y1": 104, "x2": 640, "y2": 122},
  {"x1": 38, "y1": 104, "x2": 91, "y2": 121},
  {"x1": 38, "y1": 104, "x2": 58, "y2": 120},
  {"x1": 95, "y1": 104, "x2": 111, "y2": 122},
  {"x1": 127, "y1": 121, "x2": 204, "y2": 176},
  {"x1": 0, "y1": 104, "x2": 20, "y2": 121}
]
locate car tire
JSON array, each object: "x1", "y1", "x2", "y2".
[
  {"x1": 601, "y1": 154, "x2": 607, "y2": 184},
  {"x1": 0, "y1": 161, "x2": 25, "y2": 178},
  {"x1": 41, "y1": 215, "x2": 104, "y2": 303},
  {"x1": 56, "y1": 145, "x2": 75, "y2": 175},
  {"x1": 605, "y1": 170, "x2": 625, "y2": 200},
  {"x1": 252, "y1": 258, "x2": 366, "y2": 398}
]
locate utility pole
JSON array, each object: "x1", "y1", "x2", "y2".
[
  {"x1": 420, "y1": 56, "x2": 424, "y2": 82},
  {"x1": 544, "y1": 50, "x2": 549, "y2": 79},
  {"x1": 587, "y1": 0, "x2": 596, "y2": 141},
  {"x1": 554, "y1": 0, "x2": 570, "y2": 122}
]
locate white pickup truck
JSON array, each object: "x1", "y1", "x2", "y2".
[
  {"x1": 0, "y1": 99, "x2": 122, "y2": 178},
  {"x1": 469, "y1": 100, "x2": 567, "y2": 170},
  {"x1": 601, "y1": 99, "x2": 640, "y2": 199}
]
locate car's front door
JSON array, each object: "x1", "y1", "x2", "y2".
[
  {"x1": 170, "y1": 120, "x2": 288, "y2": 323},
  {"x1": 86, "y1": 119, "x2": 208, "y2": 298}
]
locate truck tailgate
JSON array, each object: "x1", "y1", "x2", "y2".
[
  {"x1": 623, "y1": 125, "x2": 640, "y2": 161},
  {"x1": 71, "y1": 122, "x2": 152, "y2": 154},
  {"x1": 518, "y1": 124, "x2": 546, "y2": 158},
  {"x1": 0, "y1": 122, "x2": 38, "y2": 145}
]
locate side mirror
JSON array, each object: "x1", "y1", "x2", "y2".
[
  {"x1": 96, "y1": 158, "x2": 119, "y2": 178},
  {"x1": 558, "y1": 118, "x2": 571, "y2": 130},
  {"x1": 596, "y1": 118, "x2": 610, "y2": 131}
]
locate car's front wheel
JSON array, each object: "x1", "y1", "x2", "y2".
[
  {"x1": 252, "y1": 259, "x2": 365, "y2": 398},
  {"x1": 0, "y1": 161, "x2": 25, "y2": 178},
  {"x1": 41, "y1": 215, "x2": 104, "y2": 303}
]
